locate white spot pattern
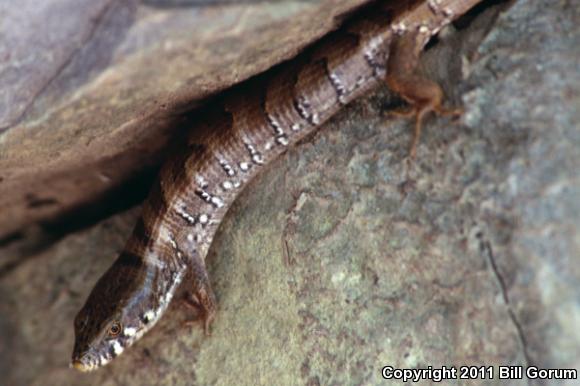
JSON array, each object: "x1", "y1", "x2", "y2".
[
  {"x1": 112, "y1": 340, "x2": 123, "y2": 356},
  {"x1": 276, "y1": 136, "x2": 289, "y2": 146},
  {"x1": 195, "y1": 174, "x2": 208, "y2": 188},
  {"x1": 219, "y1": 158, "x2": 236, "y2": 177},
  {"x1": 175, "y1": 206, "x2": 196, "y2": 224},
  {"x1": 143, "y1": 310, "x2": 155, "y2": 323}
]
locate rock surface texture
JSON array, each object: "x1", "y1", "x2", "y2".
[
  {"x1": 1, "y1": 0, "x2": 579, "y2": 385},
  {"x1": 0, "y1": 0, "x2": 368, "y2": 239}
]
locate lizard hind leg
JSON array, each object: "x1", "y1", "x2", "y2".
[
  {"x1": 385, "y1": 29, "x2": 463, "y2": 159},
  {"x1": 387, "y1": 74, "x2": 461, "y2": 159}
]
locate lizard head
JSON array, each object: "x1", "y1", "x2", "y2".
[{"x1": 70, "y1": 252, "x2": 174, "y2": 371}]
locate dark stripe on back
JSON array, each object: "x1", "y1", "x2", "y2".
[
  {"x1": 133, "y1": 217, "x2": 152, "y2": 248},
  {"x1": 163, "y1": 154, "x2": 189, "y2": 188},
  {"x1": 116, "y1": 251, "x2": 144, "y2": 269},
  {"x1": 147, "y1": 180, "x2": 169, "y2": 216}
]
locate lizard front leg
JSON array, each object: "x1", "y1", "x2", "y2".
[
  {"x1": 184, "y1": 252, "x2": 217, "y2": 335},
  {"x1": 181, "y1": 254, "x2": 217, "y2": 335}
]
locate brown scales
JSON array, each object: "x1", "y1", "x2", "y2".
[{"x1": 72, "y1": 0, "x2": 483, "y2": 371}]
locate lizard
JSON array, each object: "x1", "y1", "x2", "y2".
[{"x1": 71, "y1": 0, "x2": 484, "y2": 371}]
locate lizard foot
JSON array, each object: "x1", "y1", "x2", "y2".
[
  {"x1": 181, "y1": 291, "x2": 216, "y2": 336},
  {"x1": 182, "y1": 253, "x2": 217, "y2": 336}
]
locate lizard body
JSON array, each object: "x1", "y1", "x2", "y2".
[{"x1": 72, "y1": 0, "x2": 483, "y2": 371}]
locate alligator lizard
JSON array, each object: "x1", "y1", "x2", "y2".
[{"x1": 72, "y1": 0, "x2": 483, "y2": 371}]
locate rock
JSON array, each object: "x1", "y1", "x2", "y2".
[
  {"x1": 0, "y1": 0, "x2": 368, "y2": 238},
  {"x1": 1, "y1": 0, "x2": 579, "y2": 384}
]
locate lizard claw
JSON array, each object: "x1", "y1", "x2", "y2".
[{"x1": 181, "y1": 286, "x2": 216, "y2": 336}]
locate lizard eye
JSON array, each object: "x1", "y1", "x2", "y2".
[{"x1": 108, "y1": 321, "x2": 122, "y2": 337}]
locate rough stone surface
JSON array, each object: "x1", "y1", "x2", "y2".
[
  {"x1": 0, "y1": 0, "x2": 367, "y2": 238},
  {"x1": 1, "y1": 0, "x2": 579, "y2": 385}
]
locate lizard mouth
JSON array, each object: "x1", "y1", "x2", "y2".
[
  {"x1": 70, "y1": 351, "x2": 110, "y2": 372},
  {"x1": 71, "y1": 360, "x2": 93, "y2": 372},
  {"x1": 70, "y1": 358, "x2": 98, "y2": 372}
]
